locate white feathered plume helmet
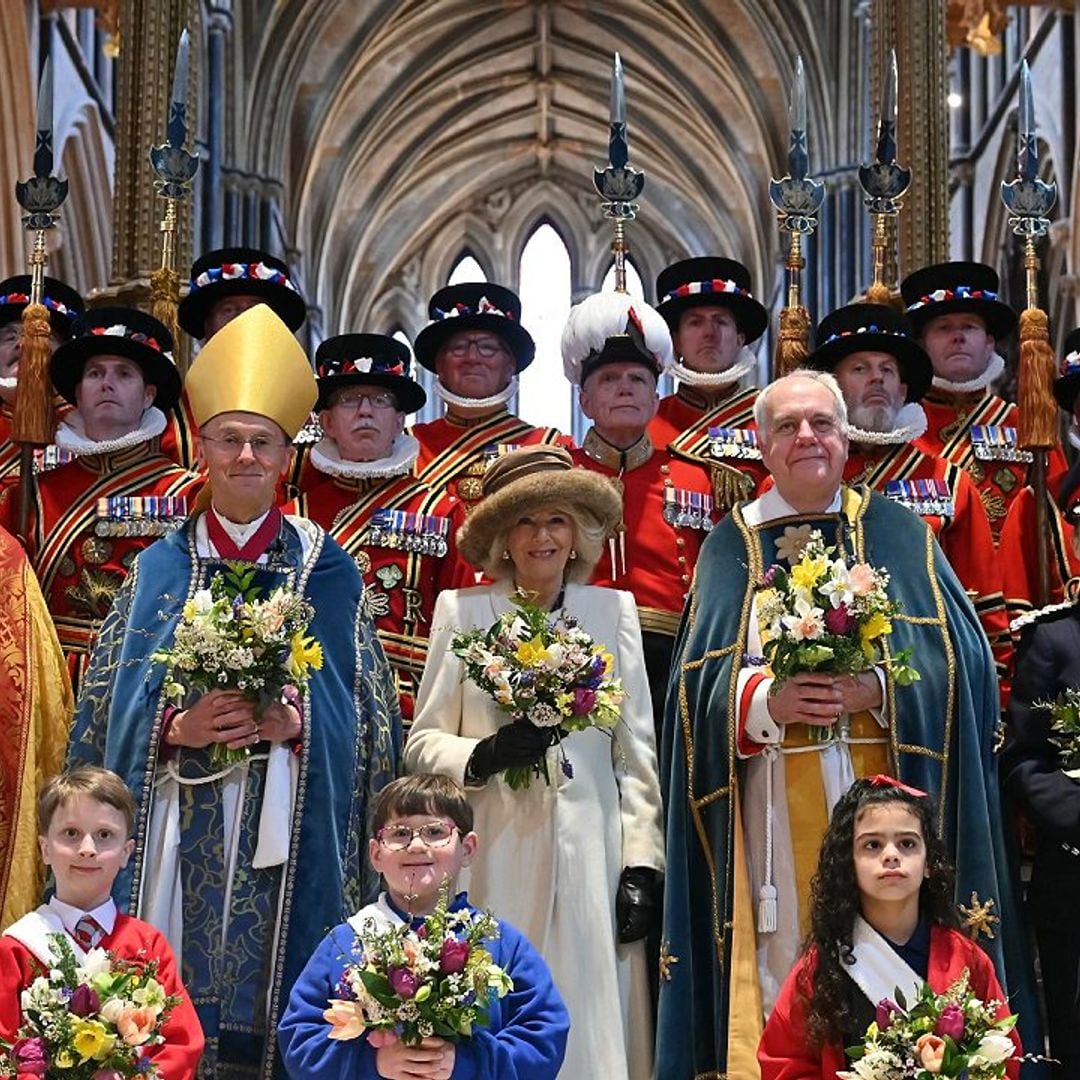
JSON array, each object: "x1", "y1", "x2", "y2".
[{"x1": 560, "y1": 291, "x2": 675, "y2": 386}]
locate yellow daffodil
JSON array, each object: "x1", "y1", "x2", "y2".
[
  {"x1": 288, "y1": 634, "x2": 324, "y2": 679},
  {"x1": 515, "y1": 635, "x2": 550, "y2": 667},
  {"x1": 859, "y1": 611, "x2": 892, "y2": 658},
  {"x1": 73, "y1": 1019, "x2": 116, "y2": 1062},
  {"x1": 790, "y1": 555, "x2": 828, "y2": 592}
]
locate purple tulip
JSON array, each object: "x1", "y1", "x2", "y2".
[
  {"x1": 874, "y1": 999, "x2": 900, "y2": 1032},
  {"x1": 934, "y1": 1002, "x2": 966, "y2": 1041},
  {"x1": 69, "y1": 983, "x2": 101, "y2": 1017},
  {"x1": 388, "y1": 966, "x2": 421, "y2": 1000},
  {"x1": 12, "y1": 1037, "x2": 48, "y2": 1075},
  {"x1": 824, "y1": 603, "x2": 856, "y2": 636},
  {"x1": 439, "y1": 938, "x2": 470, "y2": 975},
  {"x1": 571, "y1": 687, "x2": 598, "y2": 715}
]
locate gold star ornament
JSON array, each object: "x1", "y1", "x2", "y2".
[
  {"x1": 959, "y1": 892, "x2": 999, "y2": 940},
  {"x1": 658, "y1": 941, "x2": 680, "y2": 983}
]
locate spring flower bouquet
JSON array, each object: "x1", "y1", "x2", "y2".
[
  {"x1": 0, "y1": 933, "x2": 180, "y2": 1079},
  {"x1": 1035, "y1": 686, "x2": 1080, "y2": 777},
  {"x1": 449, "y1": 590, "x2": 625, "y2": 789},
  {"x1": 152, "y1": 562, "x2": 323, "y2": 765},
  {"x1": 323, "y1": 881, "x2": 513, "y2": 1048},
  {"x1": 839, "y1": 971, "x2": 1019, "y2": 1079},
  {"x1": 757, "y1": 526, "x2": 920, "y2": 688}
]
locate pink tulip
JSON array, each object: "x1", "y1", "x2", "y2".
[
  {"x1": 439, "y1": 938, "x2": 470, "y2": 975},
  {"x1": 934, "y1": 1002, "x2": 965, "y2": 1041},
  {"x1": 388, "y1": 966, "x2": 421, "y2": 999}
]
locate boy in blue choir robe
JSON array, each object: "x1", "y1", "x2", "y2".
[{"x1": 278, "y1": 775, "x2": 569, "y2": 1079}]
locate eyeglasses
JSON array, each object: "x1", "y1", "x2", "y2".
[
  {"x1": 443, "y1": 338, "x2": 508, "y2": 360},
  {"x1": 332, "y1": 391, "x2": 398, "y2": 411},
  {"x1": 200, "y1": 433, "x2": 289, "y2": 459},
  {"x1": 376, "y1": 820, "x2": 459, "y2": 851}
]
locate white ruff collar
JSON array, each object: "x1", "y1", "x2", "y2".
[
  {"x1": 931, "y1": 352, "x2": 1005, "y2": 394},
  {"x1": 309, "y1": 434, "x2": 419, "y2": 480},
  {"x1": 54, "y1": 406, "x2": 166, "y2": 456},
  {"x1": 671, "y1": 346, "x2": 758, "y2": 388},
  {"x1": 435, "y1": 376, "x2": 518, "y2": 411},
  {"x1": 847, "y1": 403, "x2": 929, "y2": 446},
  {"x1": 0, "y1": 376, "x2": 16, "y2": 391}
]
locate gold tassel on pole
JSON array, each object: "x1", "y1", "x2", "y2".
[
  {"x1": 1001, "y1": 60, "x2": 1058, "y2": 605},
  {"x1": 769, "y1": 56, "x2": 824, "y2": 379}
]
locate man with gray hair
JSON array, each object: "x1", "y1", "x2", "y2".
[{"x1": 655, "y1": 371, "x2": 1034, "y2": 1079}]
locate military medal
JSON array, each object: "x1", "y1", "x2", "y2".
[
  {"x1": 355, "y1": 550, "x2": 372, "y2": 574},
  {"x1": 81, "y1": 535, "x2": 114, "y2": 565}
]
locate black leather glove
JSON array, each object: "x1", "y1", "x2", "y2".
[
  {"x1": 616, "y1": 866, "x2": 662, "y2": 944},
  {"x1": 466, "y1": 722, "x2": 557, "y2": 783}
]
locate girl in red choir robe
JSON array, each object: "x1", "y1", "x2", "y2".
[{"x1": 758, "y1": 776, "x2": 1021, "y2": 1080}]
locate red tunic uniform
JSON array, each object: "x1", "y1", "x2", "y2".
[
  {"x1": 917, "y1": 389, "x2": 1067, "y2": 541},
  {"x1": 295, "y1": 469, "x2": 467, "y2": 723},
  {"x1": 649, "y1": 386, "x2": 769, "y2": 501},
  {"x1": 1000, "y1": 485, "x2": 1080, "y2": 621},
  {"x1": 411, "y1": 410, "x2": 570, "y2": 512},
  {"x1": 157, "y1": 391, "x2": 200, "y2": 470},
  {"x1": 13, "y1": 442, "x2": 201, "y2": 693},
  {"x1": 844, "y1": 442, "x2": 1011, "y2": 696},
  {"x1": 0, "y1": 913, "x2": 204, "y2": 1079},
  {"x1": 759, "y1": 924, "x2": 1021, "y2": 1080}
]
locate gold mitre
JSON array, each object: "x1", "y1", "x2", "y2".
[{"x1": 185, "y1": 303, "x2": 316, "y2": 438}]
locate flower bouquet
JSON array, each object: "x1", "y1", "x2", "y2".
[
  {"x1": 450, "y1": 590, "x2": 625, "y2": 789},
  {"x1": 0, "y1": 933, "x2": 181, "y2": 1079},
  {"x1": 757, "y1": 527, "x2": 919, "y2": 732},
  {"x1": 152, "y1": 562, "x2": 323, "y2": 765},
  {"x1": 839, "y1": 971, "x2": 1018, "y2": 1079},
  {"x1": 323, "y1": 880, "x2": 513, "y2": 1048},
  {"x1": 1035, "y1": 686, "x2": 1080, "y2": 777}
]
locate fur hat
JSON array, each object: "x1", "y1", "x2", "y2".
[
  {"x1": 561, "y1": 291, "x2": 674, "y2": 385},
  {"x1": 456, "y1": 445, "x2": 622, "y2": 577}
]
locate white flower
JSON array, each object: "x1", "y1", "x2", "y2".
[
  {"x1": 819, "y1": 559, "x2": 855, "y2": 609},
  {"x1": 78, "y1": 946, "x2": 112, "y2": 978},
  {"x1": 530, "y1": 704, "x2": 561, "y2": 728},
  {"x1": 969, "y1": 1032, "x2": 1015, "y2": 1067},
  {"x1": 781, "y1": 594, "x2": 825, "y2": 641},
  {"x1": 775, "y1": 524, "x2": 815, "y2": 564},
  {"x1": 190, "y1": 588, "x2": 215, "y2": 615}
]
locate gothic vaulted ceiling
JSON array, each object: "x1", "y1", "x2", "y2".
[{"x1": 234, "y1": 0, "x2": 845, "y2": 334}]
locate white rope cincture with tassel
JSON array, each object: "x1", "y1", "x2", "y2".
[{"x1": 758, "y1": 744, "x2": 779, "y2": 934}]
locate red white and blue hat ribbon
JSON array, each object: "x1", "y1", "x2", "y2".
[
  {"x1": 190, "y1": 261, "x2": 300, "y2": 294},
  {"x1": 905, "y1": 285, "x2": 999, "y2": 312},
  {"x1": 0, "y1": 291, "x2": 78, "y2": 318},
  {"x1": 428, "y1": 296, "x2": 515, "y2": 325},
  {"x1": 661, "y1": 278, "x2": 754, "y2": 304}
]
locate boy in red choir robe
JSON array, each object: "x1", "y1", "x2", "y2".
[{"x1": 0, "y1": 766, "x2": 204, "y2": 1078}]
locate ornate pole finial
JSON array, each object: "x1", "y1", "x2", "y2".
[
  {"x1": 768, "y1": 56, "x2": 825, "y2": 376},
  {"x1": 1000, "y1": 58, "x2": 1058, "y2": 604},
  {"x1": 13, "y1": 40, "x2": 70, "y2": 541},
  {"x1": 592, "y1": 52, "x2": 644, "y2": 294},
  {"x1": 859, "y1": 48, "x2": 911, "y2": 305},
  {"x1": 149, "y1": 29, "x2": 200, "y2": 370}
]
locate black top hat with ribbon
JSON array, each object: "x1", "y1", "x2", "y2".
[
  {"x1": 655, "y1": 257, "x2": 769, "y2": 343},
  {"x1": 0, "y1": 275, "x2": 84, "y2": 339},
  {"x1": 50, "y1": 307, "x2": 181, "y2": 411},
  {"x1": 179, "y1": 246, "x2": 307, "y2": 339},
  {"x1": 315, "y1": 333, "x2": 426, "y2": 414},
  {"x1": 806, "y1": 303, "x2": 932, "y2": 403},
  {"x1": 412, "y1": 283, "x2": 535, "y2": 374},
  {"x1": 900, "y1": 261, "x2": 1017, "y2": 342},
  {"x1": 1053, "y1": 327, "x2": 1080, "y2": 413}
]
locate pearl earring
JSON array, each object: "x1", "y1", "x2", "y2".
[
  {"x1": 502, "y1": 550, "x2": 511, "y2": 560},
  {"x1": 569, "y1": 549, "x2": 578, "y2": 560}
]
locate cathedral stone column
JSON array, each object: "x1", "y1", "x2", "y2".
[{"x1": 872, "y1": 0, "x2": 951, "y2": 271}]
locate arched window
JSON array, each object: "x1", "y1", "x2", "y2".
[
  {"x1": 601, "y1": 258, "x2": 645, "y2": 298},
  {"x1": 517, "y1": 222, "x2": 573, "y2": 433},
  {"x1": 446, "y1": 252, "x2": 487, "y2": 286}
]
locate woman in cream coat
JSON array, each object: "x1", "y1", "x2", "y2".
[{"x1": 406, "y1": 446, "x2": 664, "y2": 1080}]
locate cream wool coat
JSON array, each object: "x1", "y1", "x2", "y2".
[{"x1": 406, "y1": 581, "x2": 665, "y2": 1080}]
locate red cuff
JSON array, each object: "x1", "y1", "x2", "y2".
[{"x1": 737, "y1": 672, "x2": 771, "y2": 757}]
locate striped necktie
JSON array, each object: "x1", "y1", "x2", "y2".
[{"x1": 73, "y1": 914, "x2": 104, "y2": 950}]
